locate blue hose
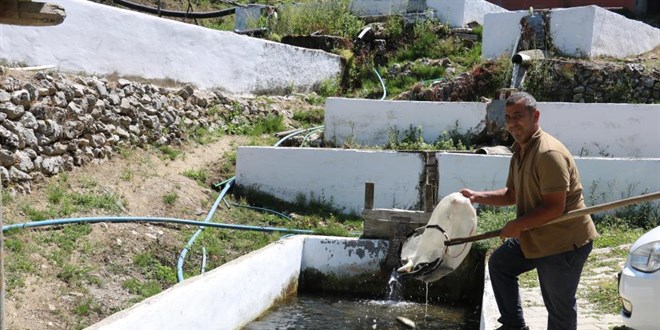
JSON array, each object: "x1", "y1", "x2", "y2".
[
  {"x1": 176, "y1": 177, "x2": 234, "y2": 282},
  {"x1": 2, "y1": 216, "x2": 314, "y2": 234}
]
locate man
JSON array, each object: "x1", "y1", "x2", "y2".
[{"x1": 460, "y1": 92, "x2": 598, "y2": 330}]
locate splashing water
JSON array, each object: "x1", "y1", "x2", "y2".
[
  {"x1": 386, "y1": 268, "x2": 404, "y2": 301},
  {"x1": 510, "y1": 63, "x2": 520, "y2": 88}
]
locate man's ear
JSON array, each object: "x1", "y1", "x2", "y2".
[{"x1": 533, "y1": 110, "x2": 540, "y2": 122}]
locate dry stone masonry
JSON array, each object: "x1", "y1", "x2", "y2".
[{"x1": 0, "y1": 71, "x2": 290, "y2": 194}]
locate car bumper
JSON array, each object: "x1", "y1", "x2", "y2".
[{"x1": 618, "y1": 266, "x2": 660, "y2": 330}]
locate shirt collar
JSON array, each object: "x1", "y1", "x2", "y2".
[{"x1": 511, "y1": 128, "x2": 543, "y2": 153}]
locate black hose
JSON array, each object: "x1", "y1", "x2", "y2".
[{"x1": 113, "y1": 0, "x2": 236, "y2": 18}]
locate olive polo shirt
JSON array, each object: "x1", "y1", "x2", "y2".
[{"x1": 506, "y1": 128, "x2": 599, "y2": 259}]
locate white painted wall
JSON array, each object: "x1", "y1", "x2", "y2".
[
  {"x1": 324, "y1": 98, "x2": 486, "y2": 147},
  {"x1": 235, "y1": 148, "x2": 659, "y2": 215},
  {"x1": 587, "y1": 6, "x2": 660, "y2": 58},
  {"x1": 483, "y1": 6, "x2": 660, "y2": 59},
  {"x1": 325, "y1": 98, "x2": 660, "y2": 158},
  {"x1": 436, "y1": 153, "x2": 660, "y2": 209},
  {"x1": 435, "y1": 153, "x2": 510, "y2": 197},
  {"x1": 301, "y1": 237, "x2": 388, "y2": 277},
  {"x1": 349, "y1": 0, "x2": 408, "y2": 16},
  {"x1": 0, "y1": 0, "x2": 342, "y2": 94},
  {"x1": 427, "y1": 0, "x2": 466, "y2": 27},
  {"x1": 482, "y1": 10, "x2": 528, "y2": 59},
  {"x1": 547, "y1": 6, "x2": 595, "y2": 58},
  {"x1": 235, "y1": 147, "x2": 425, "y2": 214},
  {"x1": 87, "y1": 236, "x2": 305, "y2": 330},
  {"x1": 463, "y1": 0, "x2": 507, "y2": 26}
]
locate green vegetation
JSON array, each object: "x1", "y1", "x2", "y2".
[
  {"x1": 22, "y1": 178, "x2": 125, "y2": 221},
  {"x1": 157, "y1": 145, "x2": 181, "y2": 161},
  {"x1": 182, "y1": 169, "x2": 208, "y2": 186},
  {"x1": 384, "y1": 123, "x2": 475, "y2": 151},
  {"x1": 267, "y1": 0, "x2": 363, "y2": 40},
  {"x1": 163, "y1": 192, "x2": 179, "y2": 205}
]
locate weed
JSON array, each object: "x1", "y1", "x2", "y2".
[
  {"x1": 157, "y1": 145, "x2": 181, "y2": 161},
  {"x1": 123, "y1": 278, "x2": 162, "y2": 299},
  {"x1": 582, "y1": 277, "x2": 620, "y2": 314},
  {"x1": 247, "y1": 114, "x2": 285, "y2": 136},
  {"x1": 121, "y1": 168, "x2": 134, "y2": 181},
  {"x1": 163, "y1": 192, "x2": 178, "y2": 205},
  {"x1": 58, "y1": 264, "x2": 99, "y2": 288},
  {"x1": 293, "y1": 108, "x2": 325, "y2": 126},
  {"x1": 74, "y1": 298, "x2": 99, "y2": 316},
  {"x1": 182, "y1": 169, "x2": 208, "y2": 186},
  {"x1": 270, "y1": 1, "x2": 362, "y2": 39}
]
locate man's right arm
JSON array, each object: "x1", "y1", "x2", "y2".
[{"x1": 460, "y1": 187, "x2": 516, "y2": 206}]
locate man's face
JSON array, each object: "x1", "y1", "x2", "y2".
[{"x1": 505, "y1": 99, "x2": 539, "y2": 145}]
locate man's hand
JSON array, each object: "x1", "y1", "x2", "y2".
[
  {"x1": 460, "y1": 189, "x2": 478, "y2": 203},
  {"x1": 500, "y1": 220, "x2": 523, "y2": 239}
]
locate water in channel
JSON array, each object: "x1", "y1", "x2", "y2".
[{"x1": 245, "y1": 292, "x2": 478, "y2": 330}]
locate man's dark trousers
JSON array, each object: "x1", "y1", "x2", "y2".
[{"x1": 488, "y1": 238, "x2": 593, "y2": 330}]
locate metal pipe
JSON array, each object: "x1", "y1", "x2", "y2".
[{"x1": 511, "y1": 49, "x2": 545, "y2": 65}]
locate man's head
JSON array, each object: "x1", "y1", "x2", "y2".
[{"x1": 505, "y1": 92, "x2": 540, "y2": 146}]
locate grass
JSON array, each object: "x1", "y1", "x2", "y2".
[
  {"x1": 182, "y1": 169, "x2": 208, "y2": 186},
  {"x1": 157, "y1": 145, "x2": 181, "y2": 161},
  {"x1": 163, "y1": 192, "x2": 178, "y2": 205}
]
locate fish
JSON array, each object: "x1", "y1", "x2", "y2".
[{"x1": 396, "y1": 316, "x2": 416, "y2": 328}]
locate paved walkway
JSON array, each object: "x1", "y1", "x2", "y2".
[{"x1": 481, "y1": 247, "x2": 626, "y2": 330}]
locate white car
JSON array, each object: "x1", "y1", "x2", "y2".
[{"x1": 619, "y1": 226, "x2": 660, "y2": 330}]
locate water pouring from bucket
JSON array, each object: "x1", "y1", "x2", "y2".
[{"x1": 397, "y1": 192, "x2": 477, "y2": 283}]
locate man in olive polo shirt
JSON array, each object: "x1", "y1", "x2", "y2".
[{"x1": 460, "y1": 92, "x2": 598, "y2": 330}]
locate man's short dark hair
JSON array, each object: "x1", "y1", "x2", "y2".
[{"x1": 505, "y1": 92, "x2": 537, "y2": 112}]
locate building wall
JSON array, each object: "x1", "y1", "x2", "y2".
[{"x1": 0, "y1": 0, "x2": 342, "y2": 94}]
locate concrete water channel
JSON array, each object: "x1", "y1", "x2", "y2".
[{"x1": 88, "y1": 235, "x2": 485, "y2": 329}]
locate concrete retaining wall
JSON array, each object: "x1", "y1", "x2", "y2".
[
  {"x1": 235, "y1": 147, "x2": 660, "y2": 214},
  {"x1": 235, "y1": 147, "x2": 425, "y2": 215},
  {"x1": 87, "y1": 236, "x2": 305, "y2": 330},
  {"x1": 427, "y1": 0, "x2": 507, "y2": 27},
  {"x1": 0, "y1": 0, "x2": 342, "y2": 94},
  {"x1": 483, "y1": 6, "x2": 660, "y2": 59},
  {"x1": 87, "y1": 235, "x2": 388, "y2": 329},
  {"x1": 324, "y1": 98, "x2": 660, "y2": 158}
]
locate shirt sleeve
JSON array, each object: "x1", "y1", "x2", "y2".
[
  {"x1": 506, "y1": 156, "x2": 514, "y2": 190},
  {"x1": 538, "y1": 150, "x2": 570, "y2": 194}
]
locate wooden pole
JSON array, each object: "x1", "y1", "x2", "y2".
[
  {"x1": 446, "y1": 191, "x2": 660, "y2": 246},
  {"x1": 364, "y1": 182, "x2": 374, "y2": 210}
]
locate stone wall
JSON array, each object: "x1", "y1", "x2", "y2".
[
  {"x1": 524, "y1": 59, "x2": 660, "y2": 103},
  {"x1": 0, "y1": 70, "x2": 286, "y2": 194},
  {"x1": 397, "y1": 59, "x2": 659, "y2": 104}
]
